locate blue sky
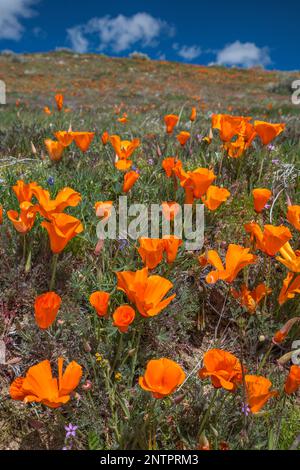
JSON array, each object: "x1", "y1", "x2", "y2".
[{"x1": 0, "y1": 0, "x2": 299, "y2": 70}]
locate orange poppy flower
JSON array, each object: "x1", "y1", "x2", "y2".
[
  {"x1": 34, "y1": 292, "x2": 62, "y2": 329},
  {"x1": 201, "y1": 186, "x2": 230, "y2": 211},
  {"x1": 109, "y1": 135, "x2": 140, "y2": 160},
  {"x1": 101, "y1": 131, "x2": 110, "y2": 145},
  {"x1": 190, "y1": 107, "x2": 197, "y2": 122},
  {"x1": 70, "y1": 132, "x2": 95, "y2": 152},
  {"x1": 116, "y1": 267, "x2": 176, "y2": 317},
  {"x1": 223, "y1": 137, "x2": 247, "y2": 158},
  {"x1": 244, "y1": 223, "x2": 292, "y2": 256},
  {"x1": 278, "y1": 272, "x2": 300, "y2": 305},
  {"x1": 44, "y1": 139, "x2": 65, "y2": 162},
  {"x1": 276, "y1": 242, "x2": 300, "y2": 273},
  {"x1": 254, "y1": 121, "x2": 285, "y2": 145},
  {"x1": 162, "y1": 157, "x2": 182, "y2": 178},
  {"x1": 54, "y1": 131, "x2": 74, "y2": 147},
  {"x1": 0, "y1": 205, "x2": 3, "y2": 224},
  {"x1": 176, "y1": 131, "x2": 191, "y2": 146},
  {"x1": 89, "y1": 291, "x2": 110, "y2": 317},
  {"x1": 44, "y1": 106, "x2": 52, "y2": 115},
  {"x1": 123, "y1": 171, "x2": 139, "y2": 193},
  {"x1": 113, "y1": 305, "x2": 135, "y2": 333},
  {"x1": 200, "y1": 244, "x2": 256, "y2": 284},
  {"x1": 245, "y1": 375, "x2": 277, "y2": 413},
  {"x1": 231, "y1": 283, "x2": 272, "y2": 314},
  {"x1": 10, "y1": 358, "x2": 82, "y2": 408},
  {"x1": 117, "y1": 113, "x2": 128, "y2": 124},
  {"x1": 252, "y1": 188, "x2": 272, "y2": 213},
  {"x1": 12, "y1": 180, "x2": 39, "y2": 203},
  {"x1": 164, "y1": 114, "x2": 179, "y2": 134},
  {"x1": 199, "y1": 349, "x2": 243, "y2": 391},
  {"x1": 139, "y1": 358, "x2": 185, "y2": 398},
  {"x1": 41, "y1": 213, "x2": 83, "y2": 253},
  {"x1": 212, "y1": 114, "x2": 253, "y2": 142},
  {"x1": 179, "y1": 167, "x2": 216, "y2": 203},
  {"x1": 272, "y1": 317, "x2": 300, "y2": 344},
  {"x1": 161, "y1": 202, "x2": 181, "y2": 221},
  {"x1": 55, "y1": 94, "x2": 64, "y2": 111},
  {"x1": 115, "y1": 159, "x2": 133, "y2": 171},
  {"x1": 284, "y1": 365, "x2": 300, "y2": 395},
  {"x1": 32, "y1": 187, "x2": 81, "y2": 218},
  {"x1": 287, "y1": 205, "x2": 300, "y2": 231},
  {"x1": 163, "y1": 235, "x2": 183, "y2": 263},
  {"x1": 95, "y1": 201, "x2": 113, "y2": 221},
  {"x1": 137, "y1": 238, "x2": 165, "y2": 269},
  {"x1": 7, "y1": 201, "x2": 37, "y2": 234}
]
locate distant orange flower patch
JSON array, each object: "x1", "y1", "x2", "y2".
[
  {"x1": 89, "y1": 291, "x2": 110, "y2": 317},
  {"x1": 34, "y1": 292, "x2": 62, "y2": 329},
  {"x1": 252, "y1": 188, "x2": 272, "y2": 213},
  {"x1": 199, "y1": 349, "x2": 243, "y2": 392},
  {"x1": 10, "y1": 358, "x2": 82, "y2": 408},
  {"x1": 231, "y1": 283, "x2": 272, "y2": 314},
  {"x1": 44, "y1": 106, "x2": 52, "y2": 115},
  {"x1": 200, "y1": 244, "x2": 256, "y2": 284},
  {"x1": 201, "y1": 185, "x2": 230, "y2": 211},
  {"x1": 44, "y1": 139, "x2": 65, "y2": 162},
  {"x1": 287, "y1": 205, "x2": 300, "y2": 231},
  {"x1": 139, "y1": 358, "x2": 185, "y2": 398},
  {"x1": 164, "y1": 114, "x2": 179, "y2": 134},
  {"x1": 245, "y1": 375, "x2": 277, "y2": 413},
  {"x1": 244, "y1": 223, "x2": 292, "y2": 256},
  {"x1": 55, "y1": 94, "x2": 64, "y2": 112},
  {"x1": 123, "y1": 171, "x2": 139, "y2": 193},
  {"x1": 190, "y1": 107, "x2": 197, "y2": 122},
  {"x1": 116, "y1": 267, "x2": 175, "y2": 317},
  {"x1": 113, "y1": 305, "x2": 135, "y2": 333},
  {"x1": 176, "y1": 131, "x2": 190, "y2": 146},
  {"x1": 254, "y1": 121, "x2": 285, "y2": 145}
]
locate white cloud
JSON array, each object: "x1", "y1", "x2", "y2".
[
  {"x1": 216, "y1": 40, "x2": 271, "y2": 68},
  {"x1": 174, "y1": 44, "x2": 202, "y2": 61},
  {"x1": 67, "y1": 13, "x2": 174, "y2": 54},
  {"x1": 0, "y1": 0, "x2": 39, "y2": 41}
]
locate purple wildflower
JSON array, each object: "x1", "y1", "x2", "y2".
[
  {"x1": 47, "y1": 176, "x2": 55, "y2": 186},
  {"x1": 147, "y1": 158, "x2": 154, "y2": 165},
  {"x1": 241, "y1": 403, "x2": 250, "y2": 417},
  {"x1": 118, "y1": 238, "x2": 129, "y2": 251},
  {"x1": 65, "y1": 423, "x2": 78, "y2": 439},
  {"x1": 267, "y1": 144, "x2": 276, "y2": 152}
]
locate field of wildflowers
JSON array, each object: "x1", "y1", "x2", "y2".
[{"x1": 0, "y1": 52, "x2": 299, "y2": 451}]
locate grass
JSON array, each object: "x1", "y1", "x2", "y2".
[{"x1": 0, "y1": 52, "x2": 299, "y2": 450}]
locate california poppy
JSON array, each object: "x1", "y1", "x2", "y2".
[
  {"x1": 162, "y1": 157, "x2": 182, "y2": 178},
  {"x1": 176, "y1": 131, "x2": 190, "y2": 146},
  {"x1": 199, "y1": 349, "x2": 243, "y2": 391},
  {"x1": 101, "y1": 131, "x2": 110, "y2": 146},
  {"x1": 212, "y1": 114, "x2": 253, "y2": 142},
  {"x1": 116, "y1": 267, "x2": 176, "y2": 317},
  {"x1": 231, "y1": 284, "x2": 272, "y2": 314},
  {"x1": 201, "y1": 186, "x2": 230, "y2": 211},
  {"x1": 55, "y1": 94, "x2": 64, "y2": 112},
  {"x1": 190, "y1": 107, "x2": 197, "y2": 122},
  {"x1": 34, "y1": 291, "x2": 62, "y2": 329},
  {"x1": 245, "y1": 375, "x2": 277, "y2": 413},
  {"x1": 113, "y1": 305, "x2": 135, "y2": 333},
  {"x1": 254, "y1": 121, "x2": 285, "y2": 145},
  {"x1": 284, "y1": 365, "x2": 300, "y2": 395},
  {"x1": 109, "y1": 135, "x2": 140, "y2": 160},
  {"x1": 162, "y1": 235, "x2": 183, "y2": 263},
  {"x1": 139, "y1": 358, "x2": 185, "y2": 398},
  {"x1": 95, "y1": 201, "x2": 113, "y2": 221},
  {"x1": 252, "y1": 188, "x2": 272, "y2": 213},
  {"x1": 55, "y1": 131, "x2": 74, "y2": 147},
  {"x1": 278, "y1": 272, "x2": 300, "y2": 305},
  {"x1": 287, "y1": 205, "x2": 300, "y2": 231},
  {"x1": 276, "y1": 242, "x2": 300, "y2": 273},
  {"x1": 200, "y1": 244, "x2": 256, "y2": 284},
  {"x1": 137, "y1": 238, "x2": 165, "y2": 269},
  {"x1": 164, "y1": 114, "x2": 179, "y2": 134},
  {"x1": 244, "y1": 223, "x2": 292, "y2": 256},
  {"x1": 10, "y1": 358, "x2": 82, "y2": 408},
  {"x1": 123, "y1": 171, "x2": 139, "y2": 193},
  {"x1": 223, "y1": 137, "x2": 247, "y2": 159},
  {"x1": 12, "y1": 180, "x2": 39, "y2": 204},
  {"x1": 161, "y1": 202, "x2": 180, "y2": 221},
  {"x1": 44, "y1": 106, "x2": 52, "y2": 115},
  {"x1": 33, "y1": 187, "x2": 81, "y2": 219},
  {"x1": 41, "y1": 213, "x2": 83, "y2": 253},
  {"x1": 272, "y1": 317, "x2": 300, "y2": 344},
  {"x1": 7, "y1": 201, "x2": 37, "y2": 234},
  {"x1": 0, "y1": 205, "x2": 3, "y2": 224},
  {"x1": 89, "y1": 291, "x2": 110, "y2": 317},
  {"x1": 44, "y1": 139, "x2": 64, "y2": 162},
  {"x1": 70, "y1": 132, "x2": 95, "y2": 152},
  {"x1": 179, "y1": 167, "x2": 216, "y2": 204},
  {"x1": 115, "y1": 159, "x2": 133, "y2": 171}
]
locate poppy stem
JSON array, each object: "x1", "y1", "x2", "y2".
[
  {"x1": 49, "y1": 254, "x2": 59, "y2": 291},
  {"x1": 257, "y1": 343, "x2": 274, "y2": 374},
  {"x1": 22, "y1": 234, "x2": 27, "y2": 262},
  {"x1": 129, "y1": 325, "x2": 143, "y2": 387},
  {"x1": 111, "y1": 333, "x2": 123, "y2": 375},
  {"x1": 198, "y1": 388, "x2": 218, "y2": 437}
]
